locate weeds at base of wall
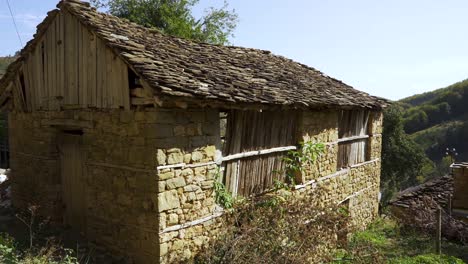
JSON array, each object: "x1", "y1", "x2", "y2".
[
  {"x1": 0, "y1": 232, "x2": 79, "y2": 264},
  {"x1": 194, "y1": 192, "x2": 351, "y2": 264},
  {"x1": 213, "y1": 169, "x2": 234, "y2": 209}
]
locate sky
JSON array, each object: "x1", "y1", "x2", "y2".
[{"x1": 1, "y1": 0, "x2": 468, "y2": 100}]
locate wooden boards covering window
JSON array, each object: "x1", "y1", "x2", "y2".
[
  {"x1": 15, "y1": 10, "x2": 130, "y2": 111},
  {"x1": 223, "y1": 110, "x2": 298, "y2": 197},
  {"x1": 337, "y1": 110, "x2": 370, "y2": 169}
]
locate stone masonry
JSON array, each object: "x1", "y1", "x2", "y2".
[{"x1": 9, "y1": 107, "x2": 383, "y2": 263}]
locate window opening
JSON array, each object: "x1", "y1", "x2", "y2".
[{"x1": 337, "y1": 110, "x2": 370, "y2": 169}]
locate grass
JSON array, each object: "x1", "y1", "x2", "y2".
[
  {"x1": 334, "y1": 216, "x2": 468, "y2": 263},
  {"x1": 0, "y1": 233, "x2": 79, "y2": 264}
]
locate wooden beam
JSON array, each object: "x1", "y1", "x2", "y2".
[
  {"x1": 337, "y1": 135, "x2": 369, "y2": 143},
  {"x1": 221, "y1": 146, "x2": 297, "y2": 162},
  {"x1": 41, "y1": 119, "x2": 94, "y2": 129}
]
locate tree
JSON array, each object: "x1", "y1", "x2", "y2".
[
  {"x1": 380, "y1": 104, "x2": 432, "y2": 205},
  {"x1": 90, "y1": 0, "x2": 238, "y2": 45}
]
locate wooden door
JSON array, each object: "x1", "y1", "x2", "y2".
[{"x1": 59, "y1": 133, "x2": 86, "y2": 233}]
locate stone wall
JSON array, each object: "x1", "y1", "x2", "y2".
[
  {"x1": 295, "y1": 110, "x2": 382, "y2": 229},
  {"x1": 8, "y1": 107, "x2": 221, "y2": 263},
  {"x1": 9, "y1": 107, "x2": 383, "y2": 263}
]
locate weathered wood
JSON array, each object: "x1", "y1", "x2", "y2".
[
  {"x1": 59, "y1": 134, "x2": 87, "y2": 234},
  {"x1": 435, "y1": 208, "x2": 442, "y2": 255},
  {"x1": 130, "y1": 88, "x2": 152, "y2": 98},
  {"x1": 35, "y1": 42, "x2": 43, "y2": 109},
  {"x1": 22, "y1": 60, "x2": 32, "y2": 111},
  {"x1": 42, "y1": 119, "x2": 94, "y2": 129},
  {"x1": 96, "y1": 38, "x2": 105, "y2": 108},
  {"x1": 159, "y1": 210, "x2": 224, "y2": 234},
  {"x1": 80, "y1": 24, "x2": 88, "y2": 107},
  {"x1": 87, "y1": 30, "x2": 97, "y2": 108},
  {"x1": 120, "y1": 59, "x2": 130, "y2": 110},
  {"x1": 88, "y1": 161, "x2": 155, "y2": 173},
  {"x1": 131, "y1": 97, "x2": 156, "y2": 105},
  {"x1": 222, "y1": 146, "x2": 297, "y2": 162},
  {"x1": 57, "y1": 12, "x2": 65, "y2": 106},
  {"x1": 50, "y1": 18, "x2": 57, "y2": 110},
  {"x1": 337, "y1": 135, "x2": 369, "y2": 143}
]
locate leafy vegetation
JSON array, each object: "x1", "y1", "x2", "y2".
[
  {"x1": 0, "y1": 233, "x2": 78, "y2": 264},
  {"x1": 380, "y1": 104, "x2": 431, "y2": 205},
  {"x1": 283, "y1": 141, "x2": 324, "y2": 185},
  {"x1": 195, "y1": 193, "x2": 350, "y2": 264},
  {"x1": 90, "y1": 0, "x2": 238, "y2": 45},
  {"x1": 339, "y1": 217, "x2": 468, "y2": 263},
  {"x1": 213, "y1": 169, "x2": 234, "y2": 209}
]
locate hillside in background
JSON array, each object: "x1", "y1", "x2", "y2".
[
  {"x1": 399, "y1": 79, "x2": 468, "y2": 172},
  {"x1": 0, "y1": 56, "x2": 16, "y2": 78}
]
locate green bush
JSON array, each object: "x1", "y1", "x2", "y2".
[{"x1": 389, "y1": 254, "x2": 465, "y2": 264}]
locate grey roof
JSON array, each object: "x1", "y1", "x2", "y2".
[{"x1": 0, "y1": 0, "x2": 389, "y2": 110}]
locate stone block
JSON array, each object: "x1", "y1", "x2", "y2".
[
  {"x1": 174, "y1": 125, "x2": 185, "y2": 136},
  {"x1": 183, "y1": 154, "x2": 192, "y2": 164},
  {"x1": 142, "y1": 124, "x2": 173, "y2": 139},
  {"x1": 167, "y1": 152, "x2": 184, "y2": 165},
  {"x1": 158, "y1": 190, "x2": 181, "y2": 212},
  {"x1": 159, "y1": 171, "x2": 174, "y2": 180},
  {"x1": 159, "y1": 242, "x2": 169, "y2": 256},
  {"x1": 191, "y1": 151, "x2": 204, "y2": 162},
  {"x1": 156, "y1": 149, "x2": 167, "y2": 166},
  {"x1": 166, "y1": 177, "x2": 186, "y2": 190},
  {"x1": 168, "y1": 213, "x2": 179, "y2": 225},
  {"x1": 204, "y1": 146, "x2": 216, "y2": 158},
  {"x1": 183, "y1": 185, "x2": 200, "y2": 192},
  {"x1": 119, "y1": 111, "x2": 134, "y2": 123},
  {"x1": 158, "y1": 181, "x2": 166, "y2": 192},
  {"x1": 181, "y1": 169, "x2": 193, "y2": 177}
]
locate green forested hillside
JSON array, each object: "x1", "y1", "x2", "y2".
[{"x1": 399, "y1": 79, "x2": 468, "y2": 172}]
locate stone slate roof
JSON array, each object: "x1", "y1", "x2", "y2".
[
  {"x1": 389, "y1": 175, "x2": 453, "y2": 209},
  {"x1": 0, "y1": 0, "x2": 389, "y2": 110}
]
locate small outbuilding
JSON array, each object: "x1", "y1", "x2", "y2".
[{"x1": 0, "y1": 0, "x2": 387, "y2": 262}]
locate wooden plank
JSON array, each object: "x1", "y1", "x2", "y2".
[
  {"x1": 222, "y1": 146, "x2": 297, "y2": 162},
  {"x1": 105, "y1": 48, "x2": 114, "y2": 108},
  {"x1": 35, "y1": 42, "x2": 43, "y2": 109},
  {"x1": 44, "y1": 29, "x2": 50, "y2": 110},
  {"x1": 87, "y1": 30, "x2": 97, "y2": 108},
  {"x1": 14, "y1": 75, "x2": 25, "y2": 111},
  {"x1": 120, "y1": 58, "x2": 130, "y2": 109},
  {"x1": 22, "y1": 60, "x2": 32, "y2": 111},
  {"x1": 47, "y1": 21, "x2": 54, "y2": 110},
  {"x1": 57, "y1": 12, "x2": 65, "y2": 106},
  {"x1": 42, "y1": 119, "x2": 94, "y2": 129},
  {"x1": 96, "y1": 38, "x2": 105, "y2": 108},
  {"x1": 64, "y1": 11, "x2": 78, "y2": 105},
  {"x1": 51, "y1": 18, "x2": 58, "y2": 110},
  {"x1": 79, "y1": 23, "x2": 88, "y2": 107},
  {"x1": 29, "y1": 50, "x2": 37, "y2": 111}
]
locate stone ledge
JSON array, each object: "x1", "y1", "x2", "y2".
[{"x1": 159, "y1": 208, "x2": 224, "y2": 234}]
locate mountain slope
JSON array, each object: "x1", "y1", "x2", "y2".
[{"x1": 399, "y1": 79, "x2": 468, "y2": 164}]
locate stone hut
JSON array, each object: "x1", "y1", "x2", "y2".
[{"x1": 0, "y1": 1, "x2": 387, "y2": 263}]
